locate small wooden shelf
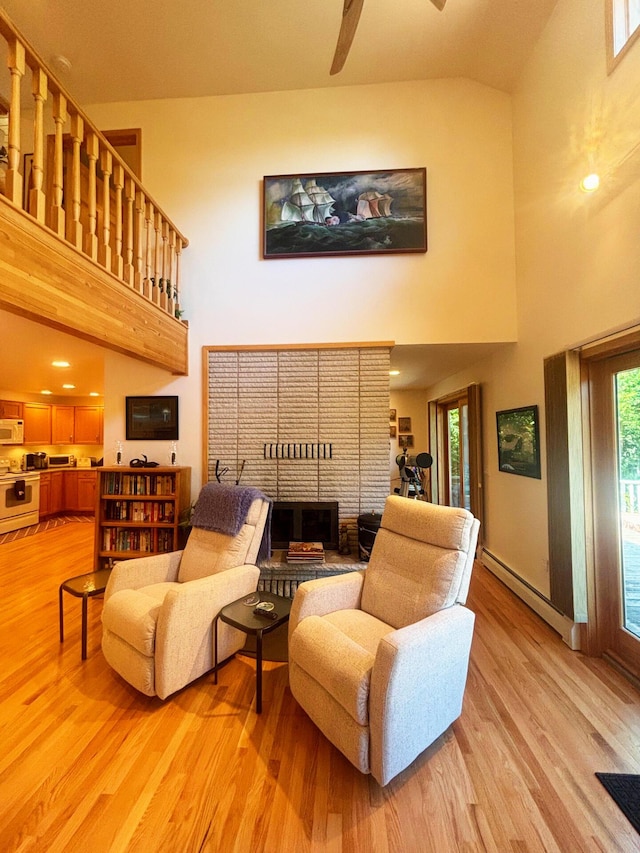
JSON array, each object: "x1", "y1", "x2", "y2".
[{"x1": 94, "y1": 466, "x2": 191, "y2": 570}]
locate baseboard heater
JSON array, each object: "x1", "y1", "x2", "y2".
[{"x1": 481, "y1": 549, "x2": 581, "y2": 650}]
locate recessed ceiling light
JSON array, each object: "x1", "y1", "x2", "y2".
[
  {"x1": 62, "y1": 383, "x2": 76, "y2": 389},
  {"x1": 89, "y1": 392, "x2": 100, "y2": 397},
  {"x1": 389, "y1": 370, "x2": 400, "y2": 376},
  {"x1": 52, "y1": 360, "x2": 70, "y2": 368},
  {"x1": 580, "y1": 173, "x2": 600, "y2": 192},
  {"x1": 41, "y1": 389, "x2": 52, "y2": 395}
]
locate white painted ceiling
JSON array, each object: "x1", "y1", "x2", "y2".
[
  {"x1": 0, "y1": 1, "x2": 557, "y2": 396},
  {"x1": 2, "y1": 0, "x2": 558, "y2": 103}
]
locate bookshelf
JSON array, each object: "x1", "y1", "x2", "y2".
[{"x1": 94, "y1": 466, "x2": 191, "y2": 570}]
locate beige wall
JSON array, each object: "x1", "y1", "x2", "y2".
[
  {"x1": 427, "y1": 0, "x2": 640, "y2": 598},
  {"x1": 388, "y1": 389, "x2": 429, "y2": 493},
  {"x1": 88, "y1": 78, "x2": 517, "y2": 497},
  {"x1": 88, "y1": 2, "x2": 640, "y2": 606}
]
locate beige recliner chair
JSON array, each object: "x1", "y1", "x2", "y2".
[
  {"x1": 102, "y1": 484, "x2": 271, "y2": 699},
  {"x1": 288, "y1": 495, "x2": 480, "y2": 786}
]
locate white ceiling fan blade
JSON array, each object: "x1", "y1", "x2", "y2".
[{"x1": 330, "y1": 0, "x2": 366, "y2": 75}]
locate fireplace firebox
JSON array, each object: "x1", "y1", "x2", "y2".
[{"x1": 271, "y1": 501, "x2": 339, "y2": 551}]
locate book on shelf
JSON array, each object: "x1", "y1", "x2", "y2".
[{"x1": 286, "y1": 541, "x2": 325, "y2": 563}]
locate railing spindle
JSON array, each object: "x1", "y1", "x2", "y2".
[
  {"x1": 144, "y1": 201, "x2": 154, "y2": 299},
  {"x1": 124, "y1": 176, "x2": 135, "y2": 285},
  {"x1": 51, "y1": 92, "x2": 67, "y2": 236},
  {"x1": 153, "y1": 211, "x2": 162, "y2": 305},
  {"x1": 112, "y1": 162, "x2": 124, "y2": 279},
  {"x1": 99, "y1": 148, "x2": 112, "y2": 269},
  {"x1": 134, "y1": 189, "x2": 145, "y2": 293},
  {"x1": 67, "y1": 113, "x2": 84, "y2": 249},
  {"x1": 29, "y1": 66, "x2": 48, "y2": 222},
  {"x1": 84, "y1": 132, "x2": 99, "y2": 260},
  {"x1": 5, "y1": 37, "x2": 24, "y2": 206}
]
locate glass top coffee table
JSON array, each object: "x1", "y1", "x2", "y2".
[{"x1": 213, "y1": 590, "x2": 291, "y2": 713}]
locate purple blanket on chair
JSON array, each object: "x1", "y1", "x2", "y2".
[{"x1": 191, "y1": 483, "x2": 272, "y2": 564}]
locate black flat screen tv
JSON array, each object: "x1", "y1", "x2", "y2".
[{"x1": 126, "y1": 395, "x2": 179, "y2": 440}]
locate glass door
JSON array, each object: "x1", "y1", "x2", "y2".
[
  {"x1": 590, "y1": 350, "x2": 640, "y2": 676},
  {"x1": 441, "y1": 398, "x2": 470, "y2": 510}
]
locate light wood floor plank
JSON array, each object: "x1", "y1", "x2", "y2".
[{"x1": 2, "y1": 522, "x2": 640, "y2": 851}]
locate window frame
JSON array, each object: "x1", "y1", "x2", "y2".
[{"x1": 607, "y1": 0, "x2": 640, "y2": 72}]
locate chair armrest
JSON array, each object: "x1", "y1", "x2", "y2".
[
  {"x1": 288, "y1": 570, "x2": 366, "y2": 640},
  {"x1": 369, "y1": 604, "x2": 475, "y2": 786},
  {"x1": 155, "y1": 563, "x2": 260, "y2": 698},
  {"x1": 104, "y1": 550, "x2": 183, "y2": 601}
]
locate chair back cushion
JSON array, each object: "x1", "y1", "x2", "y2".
[
  {"x1": 360, "y1": 496, "x2": 478, "y2": 629},
  {"x1": 178, "y1": 497, "x2": 268, "y2": 582}
]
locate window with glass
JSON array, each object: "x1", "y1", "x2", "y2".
[{"x1": 609, "y1": 0, "x2": 640, "y2": 68}]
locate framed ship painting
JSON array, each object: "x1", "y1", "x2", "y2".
[{"x1": 263, "y1": 167, "x2": 427, "y2": 259}]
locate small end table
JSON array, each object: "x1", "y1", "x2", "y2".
[
  {"x1": 214, "y1": 591, "x2": 291, "y2": 713},
  {"x1": 59, "y1": 568, "x2": 112, "y2": 660}
]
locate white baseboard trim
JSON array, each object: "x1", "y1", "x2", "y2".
[{"x1": 481, "y1": 550, "x2": 581, "y2": 650}]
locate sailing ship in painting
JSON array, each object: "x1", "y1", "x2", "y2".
[
  {"x1": 280, "y1": 178, "x2": 337, "y2": 224},
  {"x1": 264, "y1": 168, "x2": 426, "y2": 257}
]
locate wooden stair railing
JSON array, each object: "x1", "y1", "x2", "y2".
[{"x1": 0, "y1": 10, "x2": 188, "y2": 323}]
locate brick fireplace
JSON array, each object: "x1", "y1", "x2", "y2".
[{"x1": 204, "y1": 343, "x2": 391, "y2": 553}]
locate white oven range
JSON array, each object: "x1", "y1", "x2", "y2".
[{"x1": 0, "y1": 470, "x2": 40, "y2": 534}]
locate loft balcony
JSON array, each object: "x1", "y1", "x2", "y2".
[{"x1": 0, "y1": 10, "x2": 189, "y2": 376}]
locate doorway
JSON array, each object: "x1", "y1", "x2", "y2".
[
  {"x1": 587, "y1": 343, "x2": 640, "y2": 678},
  {"x1": 429, "y1": 384, "x2": 483, "y2": 539}
]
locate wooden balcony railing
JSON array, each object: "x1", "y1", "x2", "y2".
[{"x1": 0, "y1": 10, "x2": 188, "y2": 324}]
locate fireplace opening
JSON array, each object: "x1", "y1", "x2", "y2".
[{"x1": 271, "y1": 501, "x2": 339, "y2": 551}]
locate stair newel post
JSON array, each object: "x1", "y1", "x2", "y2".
[
  {"x1": 51, "y1": 92, "x2": 67, "y2": 237},
  {"x1": 134, "y1": 189, "x2": 145, "y2": 294},
  {"x1": 144, "y1": 200, "x2": 154, "y2": 299},
  {"x1": 84, "y1": 131, "x2": 99, "y2": 260},
  {"x1": 99, "y1": 148, "x2": 112, "y2": 270},
  {"x1": 153, "y1": 211, "x2": 162, "y2": 306},
  {"x1": 123, "y1": 175, "x2": 135, "y2": 285},
  {"x1": 29, "y1": 66, "x2": 48, "y2": 223},
  {"x1": 160, "y1": 221, "x2": 169, "y2": 311},
  {"x1": 112, "y1": 162, "x2": 124, "y2": 279},
  {"x1": 5, "y1": 37, "x2": 25, "y2": 207},
  {"x1": 67, "y1": 112, "x2": 83, "y2": 249}
]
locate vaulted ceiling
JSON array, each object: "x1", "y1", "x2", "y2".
[{"x1": 0, "y1": 1, "x2": 558, "y2": 395}]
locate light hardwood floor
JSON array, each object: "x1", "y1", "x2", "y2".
[{"x1": 1, "y1": 521, "x2": 640, "y2": 852}]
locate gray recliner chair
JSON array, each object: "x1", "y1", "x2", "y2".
[{"x1": 288, "y1": 495, "x2": 480, "y2": 785}]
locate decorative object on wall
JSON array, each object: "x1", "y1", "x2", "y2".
[
  {"x1": 390, "y1": 425, "x2": 397, "y2": 438},
  {"x1": 398, "y1": 416, "x2": 411, "y2": 433},
  {"x1": 125, "y1": 395, "x2": 179, "y2": 441},
  {"x1": 496, "y1": 405, "x2": 541, "y2": 479},
  {"x1": 263, "y1": 168, "x2": 427, "y2": 259},
  {"x1": 389, "y1": 409, "x2": 396, "y2": 422},
  {"x1": 399, "y1": 434, "x2": 414, "y2": 449}
]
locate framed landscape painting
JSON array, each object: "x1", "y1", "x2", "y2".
[
  {"x1": 263, "y1": 167, "x2": 427, "y2": 259},
  {"x1": 496, "y1": 405, "x2": 541, "y2": 479}
]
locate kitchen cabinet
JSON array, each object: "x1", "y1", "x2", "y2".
[
  {"x1": 24, "y1": 403, "x2": 103, "y2": 446},
  {"x1": 74, "y1": 406, "x2": 103, "y2": 444},
  {"x1": 52, "y1": 406, "x2": 75, "y2": 444},
  {"x1": 39, "y1": 470, "x2": 96, "y2": 518},
  {"x1": 0, "y1": 400, "x2": 23, "y2": 418},
  {"x1": 77, "y1": 471, "x2": 97, "y2": 511},
  {"x1": 23, "y1": 402, "x2": 52, "y2": 444},
  {"x1": 39, "y1": 471, "x2": 63, "y2": 517}
]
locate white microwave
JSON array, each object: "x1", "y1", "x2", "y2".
[{"x1": 0, "y1": 419, "x2": 24, "y2": 445}]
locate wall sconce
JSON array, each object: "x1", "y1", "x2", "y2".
[{"x1": 580, "y1": 173, "x2": 600, "y2": 192}]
